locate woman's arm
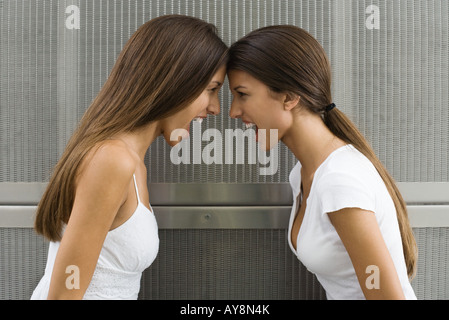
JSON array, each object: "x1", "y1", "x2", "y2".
[
  {"x1": 47, "y1": 144, "x2": 135, "y2": 299},
  {"x1": 328, "y1": 208, "x2": 405, "y2": 300}
]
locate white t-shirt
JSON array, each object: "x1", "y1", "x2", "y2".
[{"x1": 287, "y1": 144, "x2": 416, "y2": 300}]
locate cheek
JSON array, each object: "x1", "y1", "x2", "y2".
[
  {"x1": 241, "y1": 96, "x2": 263, "y2": 118},
  {"x1": 190, "y1": 92, "x2": 209, "y2": 113},
  {"x1": 172, "y1": 94, "x2": 208, "y2": 127},
  {"x1": 259, "y1": 103, "x2": 293, "y2": 135},
  {"x1": 274, "y1": 102, "x2": 293, "y2": 124},
  {"x1": 254, "y1": 98, "x2": 281, "y2": 124}
]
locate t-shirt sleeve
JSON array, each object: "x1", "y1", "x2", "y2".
[{"x1": 317, "y1": 171, "x2": 376, "y2": 216}]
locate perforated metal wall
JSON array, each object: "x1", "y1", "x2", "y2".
[
  {"x1": 139, "y1": 229, "x2": 326, "y2": 300},
  {"x1": 1, "y1": 227, "x2": 448, "y2": 300},
  {"x1": 1, "y1": 0, "x2": 448, "y2": 183}
]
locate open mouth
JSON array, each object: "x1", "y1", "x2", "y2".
[
  {"x1": 243, "y1": 121, "x2": 259, "y2": 141},
  {"x1": 186, "y1": 117, "x2": 204, "y2": 133},
  {"x1": 244, "y1": 122, "x2": 255, "y2": 129},
  {"x1": 193, "y1": 117, "x2": 204, "y2": 125}
]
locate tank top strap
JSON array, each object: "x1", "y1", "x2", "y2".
[{"x1": 132, "y1": 174, "x2": 141, "y2": 204}]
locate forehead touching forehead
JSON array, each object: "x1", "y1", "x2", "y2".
[{"x1": 207, "y1": 65, "x2": 227, "y2": 86}]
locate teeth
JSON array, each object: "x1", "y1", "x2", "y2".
[
  {"x1": 245, "y1": 123, "x2": 255, "y2": 129},
  {"x1": 194, "y1": 117, "x2": 203, "y2": 124}
]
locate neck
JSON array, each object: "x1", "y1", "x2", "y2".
[
  {"x1": 115, "y1": 122, "x2": 161, "y2": 161},
  {"x1": 281, "y1": 111, "x2": 346, "y2": 180}
]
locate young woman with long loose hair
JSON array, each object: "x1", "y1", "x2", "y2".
[
  {"x1": 227, "y1": 25, "x2": 417, "y2": 299},
  {"x1": 31, "y1": 15, "x2": 228, "y2": 300}
]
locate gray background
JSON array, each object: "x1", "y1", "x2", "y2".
[{"x1": 0, "y1": 0, "x2": 448, "y2": 300}]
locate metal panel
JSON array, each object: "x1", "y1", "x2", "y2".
[
  {"x1": 139, "y1": 229, "x2": 326, "y2": 300},
  {"x1": 1, "y1": 0, "x2": 448, "y2": 186},
  {"x1": 412, "y1": 228, "x2": 449, "y2": 299},
  {"x1": 0, "y1": 228, "x2": 49, "y2": 300},
  {"x1": 1, "y1": 226, "x2": 448, "y2": 300},
  {"x1": 2, "y1": 205, "x2": 449, "y2": 229}
]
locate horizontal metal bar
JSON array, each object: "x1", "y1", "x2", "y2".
[
  {"x1": 0, "y1": 206, "x2": 36, "y2": 228},
  {"x1": 154, "y1": 206, "x2": 291, "y2": 229},
  {"x1": 1, "y1": 182, "x2": 449, "y2": 206},
  {"x1": 0, "y1": 182, "x2": 48, "y2": 205},
  {"x1": 397, "y1": 182, "x2": 449, "y2": 204},
  {"x1": 1, "y1": 205, "x2": 448, "y2": 229},
  {"x1": 146, "y1": 183, "x2": 293, "y2": 206},
  {"x1": 0, "y1": 183, "x2": 292, "y2": 206},
  {"x1": 0, "y1": 206, "x2": 290, "y2": 229},
  {"x1": 407, "y1": 206, "x2": 449, "y2": 228}
]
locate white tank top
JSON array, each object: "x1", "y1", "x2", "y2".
[{"x1": 31, "y1": 174, "x2": 159, "y2": 300}]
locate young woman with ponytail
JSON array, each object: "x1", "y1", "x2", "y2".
[{"x1": 227, "y1": 25, "x2": 417, "y2": 300}]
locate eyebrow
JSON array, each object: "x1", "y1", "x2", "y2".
[
  {"x1": 211, "y1": 81, "x2": 223, "y2": 86},
  {"x1": 232, "y1": 85, "x2": 247, "y2": 91}
]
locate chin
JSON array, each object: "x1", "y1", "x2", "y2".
[
  {"x1": 165, "y1": 138, "x2": 179, "y2": 147},
  {"x1": 163, "y1": 128, "x2": 189, "y2": 147},
  {"x1": 257, "y1": 128, "x2": 280, "y2": 152},
  {"x1": 258, "y1": 141, "x2": 280, "y2": 152}
]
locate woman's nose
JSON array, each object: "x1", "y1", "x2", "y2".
[
  {"x1": 206, "y1": 98, "x2": 220, "y2": 116},
  {"x1": 229, "y1": 100, "x2": 242, "y2": 119}
]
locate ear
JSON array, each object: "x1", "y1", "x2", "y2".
[{"x1": 283, "y1": 93, "x2": 300, "y2": 111}]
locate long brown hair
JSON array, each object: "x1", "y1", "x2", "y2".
[
  {"x1": 228, "y1": 25, "x2": 417, "y2": 278},
  {"x1": 35, "y1": 15, "x2": 228, "y2": 242}
]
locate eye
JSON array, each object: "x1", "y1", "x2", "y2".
[
  {"x1": 237, "y1": 91, "x2": 247, "y2": 97},
  {"x1": 208, "y1": 86, "x2": 221, "y2": 93}
]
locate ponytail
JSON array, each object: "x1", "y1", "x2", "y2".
[{"x1": 325, "y1": 108, "x2": 417, "y2": 278}]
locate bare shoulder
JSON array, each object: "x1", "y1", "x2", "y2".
[
  {"x1": 93, "y1": 140, "x2": 136, "y2": 173},
  {"x1": 77, "y1": 139, "x2": 137, "y2": 188}
]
